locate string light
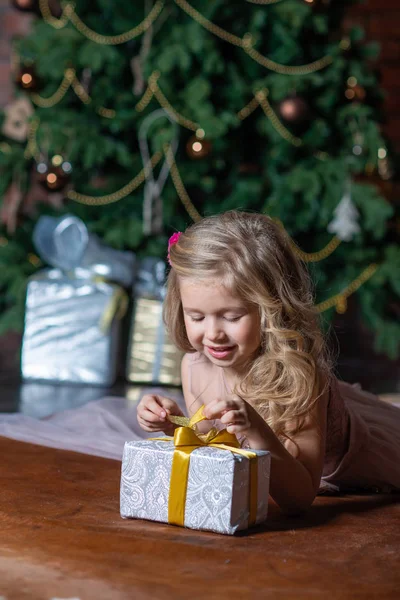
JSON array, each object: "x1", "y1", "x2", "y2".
[
  {"x1": 164, "y1": 144, "x2": 202, "y2": 222},
  {"x1": 39, "y1": 0, "x2": 164, "y2": 45},
  {"x1": 273, "y1": 218, "x2": 342, "y2": 262},
  {"x1": 51, "y1": 154, "x2": 63, "y2": 167},
  {"x1": 291, "y1": 236, "x2": 341, "y2": 262},
  {"x1": 21, "y1": 73, "x2": 33, "y2": 86},
  {"x1": 316, "y1": 264, "x2": 378, "y2": 313},
  {"x1": 24, "y1": 117, "x2": 40, "y2": 160},
  {"x1": 31, "y1": 67, "x2": 116, "y2": 118},
  {"x1": 38, "y1": 0, "x2": 71, "y2": 29},
  {"x1": 67, "y1": 152, "x2": 163, "y2": 205},
  {"x1": 136, "y1": 75, "x2": 329, "y2": 158},
  {"x1": 174, "y1": 0, "x2": 333, "y2": 75}
]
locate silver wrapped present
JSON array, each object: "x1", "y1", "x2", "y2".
[
  {"x1": 21, "y1": 215, "x2": 135, "y2": 386},
  {"x1": 126, "y1": 258, "x2": 182, "y2": 386},
  {"x1": 120, "y1": 436, "x2": 271, "y2": 535}
]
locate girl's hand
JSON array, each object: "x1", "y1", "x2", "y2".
[
  {"x1": 137, "y1": 394, "x2": 185, "y2": 435},
  {"x1": 203, "y1": 395, "x2": 257, "y2": 435}
]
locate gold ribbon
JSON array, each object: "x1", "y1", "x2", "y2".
[
  {"x1": 96, "y1": 279, "x2": 129, "y2": 333},
  {"x1": 151, "y1": 406, "x2": 259, "y2": 527}
]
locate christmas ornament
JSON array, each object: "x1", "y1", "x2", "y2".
[
  {"x1": 11, "y1": 0, "x2": 38, "y2": 12},
  {"x1": 36, "y1": 156, "x2": 73, "y2": 192},
  {"x1": 186, "y1": 129, "x2": 211, "y2": 160},
  {"x1": 345, "y1": 77, "x2": 366, "y2": 102},
  {"x1": 23, "y1": 166, "x2": 65, "y2": 218},
  {"x1": 81, "y1": 68, "x2": 93, "y2": 95},
  {"x1": 1, "y1": 97, "x2": 34, "y2": 142},
  {"x1": 327, "y1": 181, "x2": 360, "y2": 242},
  {"x1": 138, "y1": 108, "x2": 178, "y2": 235},
  {"x1": 15, "y1": 65, "x2": 40, "y2": 92},
  {"x1": 278, "y1": 96, "x2": 310, "y2": 124},
  {"x1": 130, "y1": 23, "x2": 153, "y2": 96}
]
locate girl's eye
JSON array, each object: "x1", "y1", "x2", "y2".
[
  {"x1": 190, "y1": 316, "x2": 204, "y2": 322},
  {"x1": 224, "y1": 316, "x2": 242, "y2": 322}
]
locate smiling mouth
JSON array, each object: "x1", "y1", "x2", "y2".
[
  {"x1": 206, "y1": 345, "x2": 235, "y2": 359},
  {"x1": 208, "y1": 346, "x2": 233, "y2": 351}
]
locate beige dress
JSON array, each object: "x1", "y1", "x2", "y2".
[{"x1": 187, "y1": 352, "x2": 400, "y2": 493}]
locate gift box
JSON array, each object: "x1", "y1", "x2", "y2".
[
  {"x1": 126, "y1": 257, "x2": 182, "y2": 386},
  {"x1": 21, "y1": 214, "x2": 135, "y2": 386},
  {"x1": 120, "y1": 408, "x2": 271, "y2": 535}
]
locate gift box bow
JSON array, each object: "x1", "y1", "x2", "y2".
[
  {"x1": 31, "y1": 215, "x2": 133, "y2": 332},
  {"x1": 151, "y1": 406, "x2": 259, "y2": 527},
  {"x1": 33, "y1": 214, "x2": 135, "y2": 287}
]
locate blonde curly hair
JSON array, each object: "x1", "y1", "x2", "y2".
[{"x1": 163, "y1": 210, "x2": 331, "y2": 438}]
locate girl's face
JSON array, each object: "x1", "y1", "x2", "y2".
[{"x1": 180, "y1": 277, "x2": 261, "y2": 374}]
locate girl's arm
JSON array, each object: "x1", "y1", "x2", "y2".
[{"x1": 204, "y1": 389, "x2": 328, "y2": 515}]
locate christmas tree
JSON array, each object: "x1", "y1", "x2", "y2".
[{"x1": 0, "y1": 0, "x2": 399, "y2": 358}]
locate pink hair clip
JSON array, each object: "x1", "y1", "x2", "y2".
[{"x1": 167, "y1": 231, "x2": 182, "y2": 265}]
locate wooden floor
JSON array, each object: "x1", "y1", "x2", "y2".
[{"x1": 1, "y1": 436, "x2": 400, "y2": 600}]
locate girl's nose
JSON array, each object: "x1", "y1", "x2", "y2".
[{"x1": 205, "y1": 318, "x2": 226, "y2": 342}]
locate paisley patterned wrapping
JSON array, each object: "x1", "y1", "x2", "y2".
[{"x1": 120, "y1": 439, "x2": 271, "y2": 535}]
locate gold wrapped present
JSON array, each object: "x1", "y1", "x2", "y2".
[
  {"x1": 126, "y1": 256, "x2": 182, "y2": 385},
  {"x1": 126, "y1": 296, "x2": 182, "y2": 385}
]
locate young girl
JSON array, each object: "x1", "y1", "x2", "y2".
[{"x1": 137, "y1": 210, "x2": 400, "y2": 514}]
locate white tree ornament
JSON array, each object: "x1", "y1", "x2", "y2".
[{"x1": 328, "y1": 183, "x2": 360, "y2": 242}]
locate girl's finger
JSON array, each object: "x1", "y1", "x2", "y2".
[
  {"x1": 139, "y1": 408, "x2": 165, "y2": 424},
  {"x1": 204, "y1": 398, "x2": 240, "y2": 419},
  {"x1": 143, "y1": 397, "x2": 168, "y2": 419},
  {"x1": 220, "y1": 410, "x2": 245, "y2": 425},
  {"x1": 158, "y1": 397, "x2": 185, "y2": 416},
  {"x1": 226, "y1": 423, "x2": 248, "y2": 434},
  {"x1": 204, "y1": 399, "x2": 229, "y2": 419}
]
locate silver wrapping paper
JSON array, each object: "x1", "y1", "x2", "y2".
[
  {"x1": 120, "y1": 439, "x2": 271, "y2": 535},
  {"x1": 21, "y1": 270, "x2": 121, "y2": 385}
]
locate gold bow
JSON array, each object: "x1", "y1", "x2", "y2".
[{"x1": 152, "y1": 405, "x2": 259, "y2": 528}]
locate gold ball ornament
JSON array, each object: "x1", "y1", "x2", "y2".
[{"x1": 186, "y1": 134, "x2": 212, "y2": 160}]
